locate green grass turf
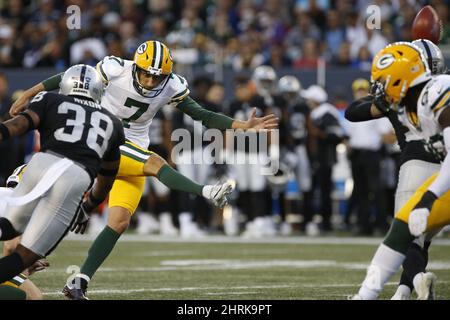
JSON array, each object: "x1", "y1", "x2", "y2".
[{"x1": 5, "y1": 237, "x2": 450, "y2": 300}]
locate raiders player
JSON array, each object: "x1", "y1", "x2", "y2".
[
  {"x1": 346, "y1": 39, "x2": 446, "y2": 299},
  {"x1": 278, "y1": 75, "x2": 314, "y2": 232},
  {"x1": 353, "y1": 42, "x2": 450, "y2": 300},
  {"x1": 0, "y1": 65, "x2": 125, "y2": 289},
  {"x1": 10, "y1": 40, "x2": 278, "y2": 299}
]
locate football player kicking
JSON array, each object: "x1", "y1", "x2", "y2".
[
  {"x1": 0, "y1": 165, "x2": 49, "y2": 300},
  {"x1": 352, "y1": 42, "x2": 450, "y2": 300},
  {"x1": 0, "y1": 65, "x2": 125, "y2": 298},
  {"x1": 10, "y1": 40, "x2": 279, "y2": 300},
  {"x1": 345, "y1": 39, "x2": 446, "y2": 299}
]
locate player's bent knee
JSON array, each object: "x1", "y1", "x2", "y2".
[
  {"x1": 108, "y1": 207, "x2": 132, "y2": 234},
  {"x1": 143, "y1": 155, "x2": 167, "y2": 177}
]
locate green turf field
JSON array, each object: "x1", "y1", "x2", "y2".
[{"x1": 11, "y1": 235, "x2": 450, "y2": 300}]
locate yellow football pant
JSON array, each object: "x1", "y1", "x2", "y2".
[
  {"x1": 396, "y1": 173, "x2": 450, "y2": 232},
  {"x1": 109, "y1": 140, "x2": 154, "y2": 215}
]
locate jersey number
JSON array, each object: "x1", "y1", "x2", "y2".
[
  {"x1": 122, "y1": 97, "x2": 150, "y2": 128},
  {"x1": 54, "y1": 102, "x2": 114, "y2": 157}
]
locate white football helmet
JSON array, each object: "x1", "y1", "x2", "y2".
[
  {"x1": 278, "y1": 75, "x2": 302, "y2": 93},
  {"x1": 59, "y1": 64, "x2": 104, "y2": 103},
  {"x1": 412, "y1": 39, "x2": 446, "y2": 75},
  {"x1": 252, "y1": 65, "x2": 277, "y2": 96}
]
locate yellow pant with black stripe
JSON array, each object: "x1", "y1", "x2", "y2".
[
  {"x1": 109, "y1": 140, "x2": 154, "y2": 215},
  {"x1": 396, "y1": 173, "x2": 450, "y2": 232}
]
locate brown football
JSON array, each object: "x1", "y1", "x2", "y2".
[{"x1": 412, "y1": 5, "x2": 442, "y2": 44}]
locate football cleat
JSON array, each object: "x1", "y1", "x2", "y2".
[
  {"x1": 414, "y1": 272, "x2": 437, "y2": 300},
  {"x1": 62, "y1": 284, "x2": 89, "y2": 300},
  {"x1": 207, "y1": 180, "x2": 235, "y2": 208}
]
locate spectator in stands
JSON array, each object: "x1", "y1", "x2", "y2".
[
  {"x1": 351, "y1": 45, "x2": 372, "y2": 71},
  {"x1": 324, "y1": 10, "x2": 346, "y2": 58},
  {"x1": 285, "y1": 11, "x2": 321, "y2": 59},
  {"x1": 264, "y1": 42, "x2": 292, "y2": 68},
  {"x1": 332, "y1": 41, "x2": 352, "y2": 66},
  {"x1": 294, "y1": 38, "x2": 319, "y2": 69}
]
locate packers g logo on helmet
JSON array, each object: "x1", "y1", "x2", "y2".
[
  {"x1": 375, "y1": 54, "x2": 395, "y2": 70},
  {"x1": 371, "y1": 42, "x2": 431, "y2": 104},
  {"x1": 133, "y1": 40, "x2": 173, "y2": 76}
]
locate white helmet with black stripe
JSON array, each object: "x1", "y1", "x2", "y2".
[
  {"x1": 252, "y1": 65, "x2": 277, "y2": 96},
  {"x1": 412, "y1": 39, "x2": 446, "y2": 75}
]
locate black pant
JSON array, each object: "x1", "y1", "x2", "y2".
[
  {"x1": 316, "y1": 165, "x2": 333, "y2": 230},
  {"x1": 349, "y1": 149, "x2": 383, "y2": 234}
]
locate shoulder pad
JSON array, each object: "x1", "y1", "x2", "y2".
[
  {"x1": 420, "y1": 75, "x2": 450, "y2": 114},
  {"x1": 96, "y1": 56, "x2": 131, "y2": 83},
  {"x1": 169, "y1": 73, "x2": 190, "y2": 103}
]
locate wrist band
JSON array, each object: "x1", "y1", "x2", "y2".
[{"x1": 18, "y1": 112, "x2": 35, "y2": 130}]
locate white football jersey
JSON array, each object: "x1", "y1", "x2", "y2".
[
  {"x1": 97, "y1": 56, "x2": 190, "y2": 149},
  {"x1": 399, "y1": 74, "x2": 450, "y2": 162}
]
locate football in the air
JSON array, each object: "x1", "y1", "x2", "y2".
[{"x1": 412, "y1": 5, "x2": 442, "y2": 44}]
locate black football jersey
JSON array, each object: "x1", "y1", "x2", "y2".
[
  {"x1": 28, "y1": 91, "x2": 125, "y2": 180},
  {"x1": 286, "y1": 98, "x2": 310, "y2": 147},
  {"x1": 228, "y1": 95, "x2": 268, "y2": 153}
]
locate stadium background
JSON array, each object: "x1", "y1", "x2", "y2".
[{"x1": 1, "y1": 0, "x2": 450, "y2": 300}]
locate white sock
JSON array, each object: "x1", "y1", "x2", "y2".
[
  {"x1": 358, "y1": 244, "x2": 405, "y2": 300},
  {"x1": 413, "y1": 272, "x2": 425, "y2": 290},
  {"x1": 202, "y1": 185, "x2": 213, "y2": 199}
]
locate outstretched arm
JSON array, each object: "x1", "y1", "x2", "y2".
[
  {"x1": 176, "y1": 96, "x2": 278, "y2": 131},
  {"x1": 345, "y1": 96, "x2": 385, "y2": 122},
  {"x1": 0, "y1": 110, "x2": 40, "y2": 141},
  {"x1": 9, "y1": 73, "x2": 63, "y2": 117}
]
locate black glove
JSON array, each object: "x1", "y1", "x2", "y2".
[
  {"x1": 370, "y1": 81, "x2": 391, "y2": 114},
  {"x1": 71, "y1": 201, "x2": 92, "y2": 234}
]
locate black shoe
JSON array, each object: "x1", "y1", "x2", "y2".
[{"x1": 62, "y1": 283, "x2": 89, "y2": 300}]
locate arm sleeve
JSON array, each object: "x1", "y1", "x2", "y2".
[
  {"x1": 42, "y1": 73, "x2": 63, "y2": 91},
  {"x1": 428, "y1": 126, "x2": 450, "y2": 197},
  {"x1": 344, "y1": 96, "x2": 375, "y2": 122},
  {"x1": 176, "y1": 96, "x2": 234, "y2": 130}
]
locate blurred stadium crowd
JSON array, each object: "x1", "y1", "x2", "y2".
[
  {"x1": 1, "y1": 0, "x2": 449, "y2": 70},
  {"x1": 1, "y1": 0, "x2": 450, "y2": 238}
]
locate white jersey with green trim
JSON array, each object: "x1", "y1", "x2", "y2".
[
  {"x1": 96, "y1": 55, "x2": 190, "y2": 149},
  {"x1": 400, "y1": 74, "x2": 450, "y2": 162}
]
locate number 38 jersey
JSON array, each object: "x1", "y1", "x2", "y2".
[
  {"x1": 399, "y1": 75, "x2": 450, "y2": 162},
  {"x1": 28, "y1": 91, "x2": 125, "y2": 180},
  {"x1": 96, "y1": 56, "x2": 190, "y2": 149}
]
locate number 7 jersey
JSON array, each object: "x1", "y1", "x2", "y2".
[{"x1": 96, "y1": 56, "x2": 190, "y2": 149}]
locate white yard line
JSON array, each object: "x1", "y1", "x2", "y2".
[
  {"x1": 40, "y1": 259, "x2": 450, "y2": 274},
  {"x1": 65, "y1": 234, "x2": 450, "y2": 246},
  {"x1": 44, "y1": 281, "x2": 450, "y2": 297}
]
